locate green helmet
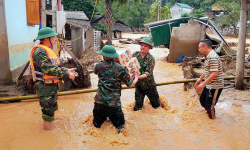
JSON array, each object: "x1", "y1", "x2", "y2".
[
  {"x1": 99, "y1": 45, "x2": 119, "y2": 58},
  {"x1": 36, "y1": 27, "x2": 58, "y2": 40},
  {"x1": 139, "y1": 37, "x2": 153, "y2": 49}
]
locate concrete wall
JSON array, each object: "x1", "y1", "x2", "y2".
[
  {"x1": 0, "y1": 0, "x2": 11, "y2": 82},
  {"x1": 5, "y1": 0, "x2": 39, "y2": 79},
  {"x1": 170, "y1": 4, "x2": 181, "y2": 19},
  {"x1": 41, "y1": 0, "x2": 57, "y2": 31},
  {"x1": 71, "y1": 27, "x2": 83, "y2": 57},
  {"x1": 117, "y1": 31, "x2": 122, "y2": 39},
  {"x1": 85, "y1": 29, "x2": 94, "y2": 50},
  {"x1": 168, "y1": 20, "x2": 206, "y2": 63}
]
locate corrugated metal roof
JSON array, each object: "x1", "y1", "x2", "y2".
[
  {"x1": 91, "y1": 16, "x2": 131, "y2": 32},
  {"x1": 144, "y1": 17, "x2": 194, "y2": 28},
  {"x1": 150, "y1": 18, "x2": 190, "y2": 46},
  {"x1": 177, "y1": 3, "x2": 192, "y2": 9},
  {"x1": 113, "y1": 23, "x2": 131, "y2": 32},
  {"x1": 65, "y1": 11, "x2": 92, "y2": 29},
  {"x1": 91, "y1": 14, "x2": 102, "y2": 23},
  {"x1": 66, "y1": 19, "x2": 92, "y2": 29},
  {"x1": 65, "y1": 11, "x2": 89, "y2": 20}
]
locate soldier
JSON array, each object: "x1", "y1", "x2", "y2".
[
  {"x1": 132, "y1": 38, "x2": 161, "y2": 111},
  {"x1": 30, "y1": 27, "x2": 78, "y2": 130},
  {"x1": 195, "y1": 39, "x2": 224, "y2": 119},
  {"x1": 93, "y1": 45, "x2": 138, "y2": 133}
]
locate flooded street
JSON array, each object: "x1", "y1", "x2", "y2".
[{"x1": 1, "y1": 33, "x2": 250, "y2": 150}]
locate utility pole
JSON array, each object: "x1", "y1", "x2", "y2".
[
  {"x1": 157, "y1": 0, "x2": 161, "y2": 21},
  {"x1": 235, "y1": 0, "x2": 248, "y2": 90}
]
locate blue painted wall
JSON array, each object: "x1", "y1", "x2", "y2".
[{"x1": 5, "y1": 0, "x2": 39, "y2": 71}]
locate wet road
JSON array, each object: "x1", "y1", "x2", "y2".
[{"x1": 0, "y1": 33, "x2": 250, "y2": 150}]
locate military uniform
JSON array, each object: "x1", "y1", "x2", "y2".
[
  {"x1": 32, "y1": 47, "x2": 69, "y2": 121},
  {"x1": 93, "y1": 59, "x2": 133, "y2": 130},
  {"x1": 132, "y1": 51, "x2": 160, "y2": 111}
]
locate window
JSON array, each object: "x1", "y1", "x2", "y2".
[
  {"x1": 46, "y1": 15, "x2": 52, "y2": 28},
  {"x1": 46, "y1": 0, "x2": 52, "y2": 10}
]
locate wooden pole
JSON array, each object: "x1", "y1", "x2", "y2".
[
  {"x1": 157, "y1": 0, "x2": 161, "y2": 21},
  {"x1": 1, "y1": 76, "x2": 250, "y2": 102},
  {"x1": 236, "y1": 0, "x2": 248, "y2": 90},
  {"x1": 17, "y1": 61, "x2": 29, "y2": 80}
]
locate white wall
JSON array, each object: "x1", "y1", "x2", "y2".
[
  {"x1": 170, "y1": 4, "x2": 192, "y2": 19},
  {"x1": 5, "y1": 0, "x2": 39, "y2": 77}
]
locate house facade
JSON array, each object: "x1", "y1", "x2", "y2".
[
  {"x1": 0, "y1": 0, "x2": 40, "y2": 82},
  {"x1": 0, "y1": 0, "x2": 65, "y2": 82},
  {"x1": 65, "y1": 11, "x2": 92, "y2": 57},
  {"x1": 170, "y1": 3, "x2": 194, "y2": 19}
]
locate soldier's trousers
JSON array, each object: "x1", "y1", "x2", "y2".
[
  {"x1": 93, "y1": 103, "x2": 125, "y2": 130},
  {"x1": 39, "y1": 94, "x2": 58, "y2": 121},
  {"x1": 134, "y1": 86, "x2": 161, "y2": 111}
]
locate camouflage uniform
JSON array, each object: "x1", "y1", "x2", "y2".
[
  {"x1": 32, "y1": 47, "x2": 69, "y2": 121},
  {"x1": 93, "y1": 60, "x2": 133, "y2": 130},
  {"x1": 132, "y1": 51, "x2": 160, "y2": 111}
]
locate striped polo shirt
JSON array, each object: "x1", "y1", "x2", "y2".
[{"x1": 204, "y1": 50, "x2": 224, "y2": 89}]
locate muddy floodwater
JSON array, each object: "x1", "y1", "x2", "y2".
[{"x1": 1, "y1": 33, "x2": 250, "y2": 150}]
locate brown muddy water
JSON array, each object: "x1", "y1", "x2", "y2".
[{"x1": 1, "y1": 34, "x2": 250, "y2": 150}]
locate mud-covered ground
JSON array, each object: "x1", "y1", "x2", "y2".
[{"x1": 0, "y1": 33, "x2": 250, "y2": 150}]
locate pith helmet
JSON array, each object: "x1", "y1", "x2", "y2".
[
  {"x1": 99, "y1": 45, "x2": 119, "y2": 58},
  {"x1": 139, "y1": 37, "x2": 153, "y2": 49},
  {"x1": 36, "y1": 27, "x2": 58, "y2": 40}
]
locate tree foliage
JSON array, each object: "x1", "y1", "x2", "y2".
[
  {"x1": 190, "y1": 9, "x2": 207, "y2": 18},
  {"x1": 213, "y1": 0, "x2": 240, "y2": 36},
  {"x1": 145, "y1": 0, "x2": 172, "y2": 23},
  {"x1": 94, "y1": 23, "x2": 107, "y2": 34},
  {"x1": 181, "y1": 12, "x2": 190, "y2": 17},
  {"x1": 61, "y1": 0, "x2": 96, "y2": 19},
  {"x1": 96, "y1": 0, "x2": 150, "y2": 28}
]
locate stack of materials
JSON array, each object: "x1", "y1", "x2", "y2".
[{"x1": 116, "y1": 49, "x2": 140, "y2": 79}]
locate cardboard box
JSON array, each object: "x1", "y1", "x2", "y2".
[
  {"x1": 116, "y1": 49, "x2": 140, "y2": 81},
  {"x1": 117, "y1": 49, "x2": 132, "y2": 66},
  {"x1": 125, "y1": 57, "x2": 140, "y2": 79}
]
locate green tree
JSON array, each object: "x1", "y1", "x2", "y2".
[
  {"x1": 161, "y1": 0, "x2": 167, "y2": 7},
  {"x1": 213, "y1": 0, "x2": 240, "y2": 36},
  {"x1": 62, "y1": 0, "x2": 96, "y2": 19},
  {"x1": 126, "y1": 2, "x2": 150, "y2": 28},
  {"x1": 190, "y1": 9, "x2": 207, "y2": 18},
  {"x1": 95, "y1": 0, "x2": 139, "y2": 44},
  {"x1": 94, "y1": 23, "x2": 107, "y2": 34},
  {"x1": 145, "y1": 0, "x2": 172, "y2": 23},
  {"x1": 181, "y1": 12, "x2": 190, "y2": 17},
  {"x1": 95, "y1": 0, "x2": 149, "y2": 28}
]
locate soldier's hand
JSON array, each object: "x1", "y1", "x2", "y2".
[
  {"x1": 69, "y1": 72, "x2": 78, "y2": 81},
  {"x1": 134, "y1": 76, "x2": 139, "y2": 82},
  {"x1": 68, "y1": 68, "x2": 77, "y2": 73},
  {"x1": 129, "y1": 76, "x2": 139, "y2": 88},
  {"x1": 68, "y1": 68, "x2": 79, "y2": 80}
]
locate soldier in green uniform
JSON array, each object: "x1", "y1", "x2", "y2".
[
  {"x1": 93, "y1": 45, "x2": 138, "y2": 133},
  {"x1": 132, "y1": 38, "x2": 161, "y2": 111},
  {"x1": 30, "y1": 27, "x2": 78, "y2": 130}
]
